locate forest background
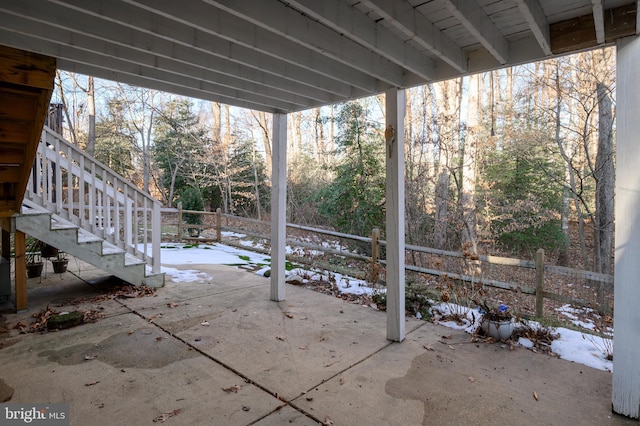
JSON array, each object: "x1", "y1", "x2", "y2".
[{"x1": 51, "y1": 47, "x2": 616, "y2": 276}]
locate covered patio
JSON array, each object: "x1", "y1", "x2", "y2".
[
  {"x1": 1, "y1": 0, "x2": 640, "y2": 419},
  {"x1": 0, "y1": 259, "x2": 633, "y2": 425}
]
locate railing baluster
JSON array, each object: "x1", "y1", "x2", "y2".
[
  {"x1": 66, "y1": 144, "x2": 73, "y2": 222},
  {"x1": 28, "y1": 127, "x2": 162, "y2": 275}
]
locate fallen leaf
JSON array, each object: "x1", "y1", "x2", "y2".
[
  {"x1": 201, "y1": 321, "x2": 210, "y2": 326},
  {"x1": 153, "y1": 408, "x2": 182, "y2": 423},
  {"x1": 127, "y1": 331, "x2": 135, "y2": 335},
  {"x1": 85, "y1": 381, "x2": 100, "y2": 386},
  {"x1": 222, "y1": 384, "x2": 242, "y2": 393},
  {"x1": 533, "y1": 391, "x2": 539, "y2": 401},
  {"x1": 84, "y1": 355, "x2": 97, "y2": 361},
  {"x1": 441, "y1": 334, "x2": 452, "y2": 339},
  {"x1": 284, "y1": 312, "x2": 294, "y2": 319},
  {"x1": 276, "y1": 335, "x2": 286, "y2": 341}
]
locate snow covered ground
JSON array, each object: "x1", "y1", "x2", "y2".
[{"x1": 155, "y1": 242, "x2": 614, "y2": 372}]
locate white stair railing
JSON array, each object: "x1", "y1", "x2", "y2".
[{"x1": 26, "y1": 126, "x2": 161, "y2": 274}]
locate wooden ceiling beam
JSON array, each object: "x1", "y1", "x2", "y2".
[
  {"x1": 443, "y1": 0, "x2": 509, "y2": 65},
  {"x1": 592, "y1": 0, "x2": 605, "y2": 44},
  {"x1": 357, "y1": 0, "x2": 467, "y2": 73},
  {"x1": 551, "y1": 3, "x2": 636, "y2": 54},
  {"x1": 514, "y1": 0, "x2": 552, "y2": 56}
]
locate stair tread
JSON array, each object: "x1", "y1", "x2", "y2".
[
  {"x1": 77, "y1": 229, "x2": 103, "y2": 244},
  {"x1": 100, "y1": 241, "x2": 143, "y2": 266}
]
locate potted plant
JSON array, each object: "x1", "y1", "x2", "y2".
[
  {"x1": 477, "y1": 300, "x2": 515, "y2": 340},
  {"x1": 50, "y1": 251, "x2": 68, "y2": 274},
  {"x1": 25, "y1": 237, "x2": 44, "y2": 278}
]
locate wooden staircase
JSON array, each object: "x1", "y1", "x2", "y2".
[
  {"x1": 0, "y1": 45, "x2": 56, "y2": 218},
  {"x1": 15, "y1": 202, "x2": 164, "y2": 288},
  {"x1": 0, "y1": 45, "x2": 163, "y2": 311}
]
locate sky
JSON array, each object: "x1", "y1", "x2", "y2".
[{"x1": 155, "y1": 234, "x2": 614, "y2": 373}]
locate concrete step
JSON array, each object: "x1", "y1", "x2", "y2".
[{"x1": 14, "y1": 210, "x2": 164, "y2": 288}]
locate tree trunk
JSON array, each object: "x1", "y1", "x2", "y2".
[
  {"x1": 254, "y1": 111, "x2": 272, "y2": 177},
  {"x1": 211, "y1": 102, "x2": 221, "y2": 143},
  {"x1": 461, "y1": 74, "x2": 479, "y2": 254},
  {"x1": 86, "y1": 77, "x2": 96, "y2": 156},
  {"x1": 314, "y1": 108, "x2": 326, "y2": 164},
  {"x1": 594, "y1": 82, "x2": 615, "y2": 308},
  {"x1": 555, "y1": 63, "x2": 570, "y2": 267},
  {"x1": 224, "y1": 105, "x2": 233, "y2": 214},
  {"x1": 434, "y1": 170, "x2": 450, "y2": 249}
]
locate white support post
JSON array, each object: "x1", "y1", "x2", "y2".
[
  {"x1": 151, "y1": 200, "x2": 161, "y2": 274},
  {"x1": 613, "y1": 35, "x2": 640, "y2": 420},
  {"x1": 270, "y1": 112, "x2": 287, "y2": 301},
  {"x1": 385, "y1": 88, "x2": 406, "y2": 342}
]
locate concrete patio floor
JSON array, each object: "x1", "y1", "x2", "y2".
[{"x1": 0, "y1": 258, "x2": 635, "y2": 425}]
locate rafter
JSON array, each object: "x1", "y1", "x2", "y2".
[
  {"x1": 285, "y1": 0, "x2": 435, "y2": 81},
  {"x1": 47, "y1": 0, "x2": 376, "y2": 95},
  {"x1": 592, "y1": 0, "x2": 605, "y2": 44},
  {"x1": 358, "y1": 0, "x2": 467, "y2": 73},
  {"x1": 514, "y1": 0, "x2": 552, "y2": 56},
  {"x1": 0, "y1": 29, "x2": 298, "y2": 112},
  {"x1": 129, "y1": 0, "x2": 405, "y2": 87},
  {"x1": 0, "y1": 16, "x2": 328, "y2": 109},
  {"x1": 443, "y1": 0, "x2": 509, "y2": 65}
]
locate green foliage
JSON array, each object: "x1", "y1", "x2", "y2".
[
  {"x1": 227, "y1": 134, "x2": 269, "y2": 216},
  {"x1": 316, "y1": 101, "x2": 385, "y2": 240},
  {"x1": 152, "y1": 99, "x2": 209, "y2": 205},
  {"x1": 179, "y1": 186, "x2": 204, "y2": 227},
  {"x1": 95, "y1": 99, "x2": 136, "y2": 177},
  {"x1": 481, "y1": 131, "x2": 567, "y2": 255}
]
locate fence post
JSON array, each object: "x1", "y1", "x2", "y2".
[
  {"x1": 535, "y1": 248, "x2": 545, "y2": 318},
  {"x1": 216, "y1": 208, "x2": 222, "y2": 242},
  {"x1": 370, "y1": 228, "x2": 380, "y2": 287},
  {"x1": 177, "y1": 202, "x2": 183, "y2": 241}
]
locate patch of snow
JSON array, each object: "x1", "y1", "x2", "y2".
[
  {"x1": 151, "y1": 242, "x2": 615, "y2": 373},
  {"x1": 551, "y1": 327, "x2": 612, "y2": 372},
  {"x1": 161, "y1": 266, "x2": 211, "y2": 283},
  {"x1": 222, "y1": 231, "x2": 246, "y2": 238},
  {"x1": 519, "y1": 337, "x2": 534, "y2": 348}
]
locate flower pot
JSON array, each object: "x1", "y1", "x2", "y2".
[
  {"x1": 27, "y1": 262, "x2": 44, "y2": 278},
  {"x1": 51, "y1": 259, "x2": 68, "y2": 274},
  {"x1": 481, "y1": 318, "x2": 515, "y2": 340}
]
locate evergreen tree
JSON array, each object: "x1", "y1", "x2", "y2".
[
  {"x1": 152, "y1": 99, "x2": 208, "y2": 206},
  {"x1": 95, "y1": 99, "x2": 136, "y2": 179},
  {"x1": 317, "y1": 101, "x2": 386, "y2": 239}
]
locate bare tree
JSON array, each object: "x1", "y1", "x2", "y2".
[
  {"x1": 594, "y1": 82, "x2": 614, "y2": 301},
  {"x1": 460, "y1": 73, "x2": 479, "y2": 253}
]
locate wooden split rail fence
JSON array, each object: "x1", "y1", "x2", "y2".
[{"x1": 162, "y1": 207, "x2": 614, "y2": 318}]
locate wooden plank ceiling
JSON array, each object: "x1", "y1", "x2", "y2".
[{"x1": 0, "y1": 0, "x2": 636, "y2": 114}]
